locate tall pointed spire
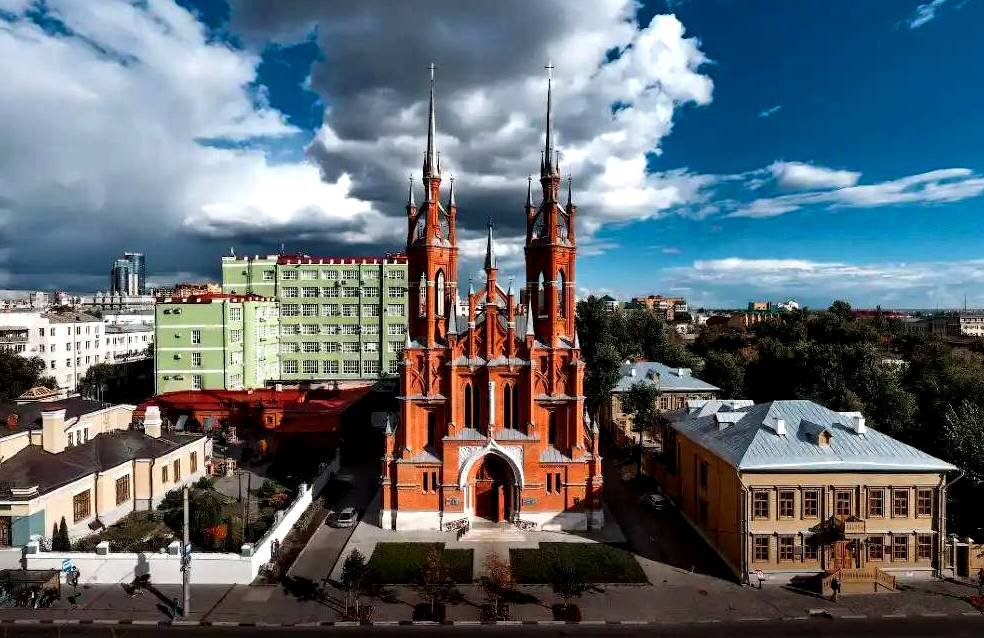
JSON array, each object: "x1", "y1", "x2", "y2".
[
  {"x1": 541, "y1": 62, "x2": 556, "y2": 178},
  {"x1": 407, "y1": 174, "x2": 415, "y2": 208},
  {"x1": 447, "y1": 175, "x2": 456, "y2": 207},
  {"x1": 526, "y1": 175, "x2": 534, "y2": 207},
  {"x1": 566, "y1": 175, "x2": 574, "y2": 207},
  {"x1": 484, "y1": 220, "x2": 496, "y2": 270},
  {"x1": 423, "y1": 62, "x2": 439, "y2": 178}
]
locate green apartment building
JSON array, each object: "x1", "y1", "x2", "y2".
[
  {"x1": 155, "y1": 294, "x2": 280, "y2": 393},
  {"x1": 221, "y1": 253, "x2": 409, "y2": 381}
]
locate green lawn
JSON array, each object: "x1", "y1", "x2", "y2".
[
  {"x1": 510, "y1": 543, "x2": 647, "y2": 584},
  {"x1": 367, "y1": 542, "x2": 474, "y2": 584}
]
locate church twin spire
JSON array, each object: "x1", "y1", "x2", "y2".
[{"x1": 423, "y1": 63, "x2": 440, "y2": 180}]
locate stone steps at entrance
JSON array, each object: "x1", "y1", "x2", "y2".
[{"x1": 459, "y1": 520, "x2": 528, "y2": 543}]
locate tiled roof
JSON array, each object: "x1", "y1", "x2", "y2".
[
  {"x1": 613, "y1": 361, "x2": 720, "y2": 393},
  {"x1": 666, "y1": 399, "x2": 956, "y2": 472}
]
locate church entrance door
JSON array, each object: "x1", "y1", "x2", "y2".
[{"x1": 471, "y1": 455, "x2": 514, "y2": 522}]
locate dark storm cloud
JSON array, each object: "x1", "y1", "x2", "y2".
[{"x1": 0, "y1": 0, "x2": 713, "y2": 290}]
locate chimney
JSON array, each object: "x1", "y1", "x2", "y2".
[
  {"x1": 774, "y1": 418, "x2": 786, "y2": 436},
  {"x1": 852, "y1": 415, "x2": 866, "y2": 435},
  {"x1": 144, "y1": 406, "x2": 162, "y2": 438},
  {"x1": 41, "y1": 408, "x2": 67, "y2": 453}
]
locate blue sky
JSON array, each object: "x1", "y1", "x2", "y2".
[{"x1": 1, "y1": 0, "x2": 982, "y2": 308}]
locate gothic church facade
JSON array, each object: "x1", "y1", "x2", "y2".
[{"x1": 380, "y1": 69, "x2": 603, "y2": 531}]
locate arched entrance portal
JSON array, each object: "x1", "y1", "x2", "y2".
[{"x1": 469, "y1": 454, "x2": 515, "y2": 522}]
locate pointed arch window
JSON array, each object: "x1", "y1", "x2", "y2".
[
  {"x1": 537, "y1": 272, "x2": 546, "y2": 316},
  {"x1": 427, "y1": 412, "x2": 436, "y2": 447},
  {"x1": 512, "y1": 383, "x2": 520, "y2": 428},
  {"x1": 503, "y1": 383, "x2": 512, "y2": 429},
  {"x1": 435, "y1": 270, "x2": 445, "y2": 317},
  {"x1": 418, "y1": 272, "x2": 427, "y2": 317},
  {"x1": 557, "y1": 270, "x2": 566, "y2": 318},
  {"x1": 473, "y1": 385, "x2": 482, "y2": 432},
  {"x1": 464, "y1": 384, "x2": 472, "y2": 428}
]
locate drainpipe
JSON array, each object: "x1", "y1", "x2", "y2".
[
  {"x1": 739, "y1": 482, "x2": 748, "y2": 584},
  {"x1": 941, "y1": 469, "x2": 964, "y2": 577}
]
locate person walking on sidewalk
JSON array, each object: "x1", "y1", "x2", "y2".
[{"x1": 977, "y1": 568, "x2": 984, "y2": 596}]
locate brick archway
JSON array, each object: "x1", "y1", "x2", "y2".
[{"x1": 468, "y1": 454, "x2": 515, "y2": 522}]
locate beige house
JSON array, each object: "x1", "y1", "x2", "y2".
[
  {"x1": 0, "y1": 395, "x2": 209, "y2": 547},
  {"x1": 655, "y1": 399, "x2": 955, "y2": 589},
  {"x1": 600, "y1": 362, "x2": 719, "y2": 448}
]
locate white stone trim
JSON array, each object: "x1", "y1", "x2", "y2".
[{"x1": 457, "y1": 440, "x2": 524, "y2": 488}]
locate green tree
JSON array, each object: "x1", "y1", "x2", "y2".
[
  {"x1": 943, "y1": 400, "x2": 984, "y2": 483},
  {"x1": 341, "y1": 549, "x2": 369, "y2": 616},
  {"x1": 550, "y1": 561, "x2": 588, "y2": 612},
  {"x1": 622, "y1": 381, "x2": 662, "y2": 475},
  {"x1": 0, "y1": 351, "x2": 48, "y2": 402},
  {"x1": 576, "y1": 297, "x2": 625, "y2": 416},
  {"x1": 701, "y1": 351, "x2": 746, "y2": 397},
  {"x1": 828, "y1": 300, "x2": 854, "y2": 322},
  {"x1": 79, "y1": 363, "x2": 117, "y2": 400},
  {"x1": 52, "y1": 516, "x2": 70, "y2": 551}
]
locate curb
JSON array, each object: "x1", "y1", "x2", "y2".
[{"x1": 1, "y1": 613, "x2": 982, "y2": 627}]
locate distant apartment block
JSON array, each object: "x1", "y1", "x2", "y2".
[
  {"x1": 221, "y1": 253, "x2": 409, "y2": 380},
  {"x1": 625, "y1": 295, "x2": 688, "y2": 321},
  {"x1": 104, "y1": 323, "x2": 154, "y2": 363},
  {"x1": 0, "y1": 310, "x2": 105, "y2": 392},
  {"x1": 155, "y1": 294, "x2": 279, "y2": 393}
]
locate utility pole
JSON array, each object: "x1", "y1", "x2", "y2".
[
  {"x1": 244, "y1": 472, "x2": 252, "y2": 542},
  {"x1": 182, "y1": 485, "x2": 191, "y2": 617}
]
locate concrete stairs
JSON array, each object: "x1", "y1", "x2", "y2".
[{"x1": 459, "y1": 520, "x2": 528, "y2": 543}]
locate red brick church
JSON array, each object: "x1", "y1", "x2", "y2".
[{"x1": 380, "y1": 69, "x2": 603, "y2": 531}]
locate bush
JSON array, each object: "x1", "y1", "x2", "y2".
[{"x1": 51, "y1": 517, "x2": 70, "y2": 551}]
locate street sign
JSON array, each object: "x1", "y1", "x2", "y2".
[
  {"x1": 62, "y1": 558, "x2": 73, "y2": 574},
  {"x1": 183, "y1": 543, "x2": 192, "y2": 557}
]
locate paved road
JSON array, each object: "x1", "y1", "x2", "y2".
[
  {"x1": 286, "y1": 457, "x2": 379, "y2": 585},
  {"x1": 601, "y1": 440, "x2": 733, "y2": 580},
  {"x1": 1, "y1": 617, "x2": 982, "y2": 637}
]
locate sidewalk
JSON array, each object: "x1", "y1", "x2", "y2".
[{"x1": 1, "y1": 575, "x2": 979, "y2": 625}]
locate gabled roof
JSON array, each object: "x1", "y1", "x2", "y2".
[
  {"x1": 666, "y1": 399, "x2": 956, "y2": 472},
  {"x1": 614, "y1": 361, "x2": 720, "y2": 393}
]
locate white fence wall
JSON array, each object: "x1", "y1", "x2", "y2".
[{"x1": 26, "y1": 451, "x2": 340, "y2": 585}]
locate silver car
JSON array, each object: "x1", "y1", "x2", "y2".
[{"x1": 333, "y1": 507, "x2": 358, "y2": 528}]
